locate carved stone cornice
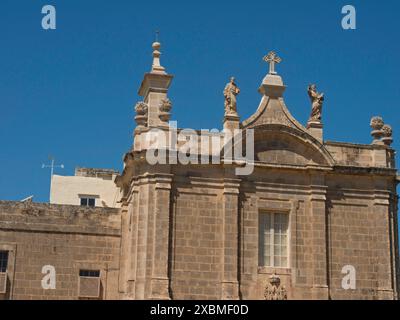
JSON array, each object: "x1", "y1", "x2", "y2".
[{"x1": 222, "y1": 178, "x2": 241, "y2": 195}]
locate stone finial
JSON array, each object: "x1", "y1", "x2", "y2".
[
  {"x1": 151, "y1": 41, "x2": 166, "y2": 74},
  {"x1": 263, "y1": 51, "x2": 282, "y2": 75},
  {"x1": 134, "y1": 101, "x2": 148, "y2": 128},
  {"x1": 370, "y1": 116, "x2": 384, "y2": 130},
  {"x1": 223, "y1": 77, "x2": 240, "y2": 116},
  {"x1": 370, "y1": 116, "x2": 384, "y2": 145},
  {"x1": 382, "y1": 124, "x2": 393, "y2": 146},
  {"x1": 159, "y1": 98, "x2": 172, "y2": 122}
]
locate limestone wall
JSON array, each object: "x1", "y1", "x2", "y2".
[{"x1": 0, "y1": 201, "x2": 121, "y2": 300}]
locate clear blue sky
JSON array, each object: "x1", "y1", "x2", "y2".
[{"x1": 0, "y1": 0, "x2": 399, "y2": 202}]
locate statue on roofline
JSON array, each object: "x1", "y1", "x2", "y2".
[
  {"x1": 224, "y1": 77, "x2": 240, "y2": 116},
  {"x1": 307, "y1": 84, "x2": 324, "y2": 122}
]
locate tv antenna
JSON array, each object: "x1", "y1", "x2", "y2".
[
  {"x1": 42, "y1": 156, "x2": 64, "y2": 201},
  {"x1": 42, "y1": 155, "x2": 64, "y2": 177}
]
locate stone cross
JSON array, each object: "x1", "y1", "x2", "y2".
[{"x1": 263, "y1": 51, "x2": 282, "y2": 75}]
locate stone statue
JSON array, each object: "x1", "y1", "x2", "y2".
[
  {"x1": 224, "y1": 77, "x2": 240, "y2": 116},
  {"x1": 307, "y1": 84, "x2": 324, "y2": 122}
]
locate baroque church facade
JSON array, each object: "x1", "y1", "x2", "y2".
[{"x1": 0, "y1": 42, "x2": 398, "y2": 300}]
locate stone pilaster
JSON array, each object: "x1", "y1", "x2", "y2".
[
  {"x1": 118, "y1": 205, "x2": 129, "y2": 290},
  {"x1": 309, "y1": 175, "x2": 329, "y2": 299},
  {"x1": 373, "y1": 188, "x2": 395, "y2": 299},
  {"x1": 134, "y1": 179, "x2": 152, "y2": 300},
  {"x1": 149, "y1": 174, "x2": 173, "y2": 300},
  {"x1": 392, "y1": 189, "x2": 400, "y2": 300},
  {"x1": 221, "y1": 178, "x2": 241, "y2": 300}
]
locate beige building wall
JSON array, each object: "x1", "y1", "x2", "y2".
[{"x1": 50, "y1": 168, "x2": 121, "y2": 208}]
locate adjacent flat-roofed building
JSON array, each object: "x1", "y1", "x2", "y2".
[
  {"x1": 50, "y1": 167, "x2": 121, "y2": 208},
  {"x1": 0, "y1": 42, "x2": 398, "y2": 300}
]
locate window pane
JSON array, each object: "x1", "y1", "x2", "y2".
[
  {"x1": 0, "y1": 251, "x2": 9, "y2": 273},
  {"x1": 80, "y1": 198, "x2": 88, "y2": 206},
  {"x1": 264, "y1": 237, "x2": 270, "y2": 255},
  {"x1": 281, "y1": 246, "x2": 287, "y2": 257},
  {"x1": 275, "y1": 256, "x2": 281, "y2": 267},
  {"x1": 273, "y1": 213, "x2": 289, "y2": 268},
  {"x1": 88, "y1": 198, "x2": 95, "y2": 207},
  {"x1": 259, "y1": 214, "x2": 272, "y2": 267}
]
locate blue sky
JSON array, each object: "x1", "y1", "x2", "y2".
[{"x1": 0, "y1": 0, "x2": 399, "y2": 202}]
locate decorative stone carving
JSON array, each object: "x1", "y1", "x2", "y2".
[
  {"x1": 382, "y1": 124, "x2": 392, "y2": 137},
  {"x1": 382, "y1": 124, "x2": 393, "y2": 146},
  {"x1": 223, "y1": 77, "x2": 240, "y2": 116},
  {"x1": 307, "y1": 84, "x2": 324, "y2": 122},
  {"x1": 135, "y1": 101, "x2": 148, "y2": 128},
  {"x1": 370, "y1": 116, "x2": 384, "y2": 130},
  {"x1": 159, "y1": 98, "x2": 172, "y2": 122},
  {"x1": 264, "y1": 273, "x2": 287, "y2": 300},
  {"x1": 370, "y1": 116, "x2": 384, "y2": 145}
]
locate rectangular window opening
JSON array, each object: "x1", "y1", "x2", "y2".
[
  {"x1": 80, "y1": 197, "x2": 96, "y2": 207},
  {"x1": 0, "y1": 251, "x2": 8, "y2": 273},
  {"x1": 79, "y1": 270, "x2": 100, "y2": 278},
  {"x1": 259, "y1": 212, "x2": 289, "y2": 268}
]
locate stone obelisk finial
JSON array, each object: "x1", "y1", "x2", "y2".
[
  {"x1": 151, "y1": 34, "x2": 166, "y2": 74},
  {"x1": 137, "y1": 37, "x2": 173, "y2": 131}
]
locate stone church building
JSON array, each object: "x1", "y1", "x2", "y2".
[{"x1": 0, "y1": 42, "x2": 398, "y2": 300}]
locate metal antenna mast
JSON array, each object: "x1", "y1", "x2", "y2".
[{"x1": 42, "y1": 155, "x2": 64, "y2": 200}]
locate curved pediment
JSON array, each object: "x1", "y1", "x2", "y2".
[
  {"x1": 252, "y1": 125, "x2": 334, "y2": 167},
  {"x1": 242, "y1": 95, "x2": 307, "y2": 133},
  {"x1": 238, "y1": 70, "x2": 334, "y2": 167}
]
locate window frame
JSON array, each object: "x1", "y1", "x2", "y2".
[
  {"x1": 79, "y1": 269, "x2": 100, "y2": 278},
  {"x1": 79, "y1": 196, "x2": 97, "y2": 207},
  {"x1": 259, "y1": 211, "x2": 290, "y2": 269},
  {"x1": 0, "y1": 244, "x2": 16, "y2": 299}
]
